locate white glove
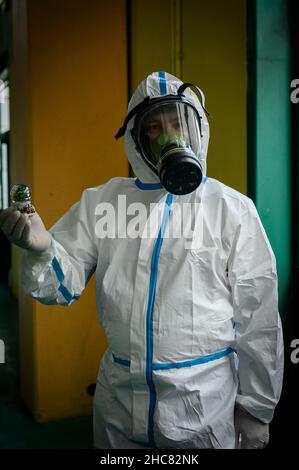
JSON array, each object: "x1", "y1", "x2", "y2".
[
  {"x1": 234, "y1": 405, "x2": 269, "y2": 449},
  {"x1": 0, "y1": 207, "x2": 51, "y2": 253}
]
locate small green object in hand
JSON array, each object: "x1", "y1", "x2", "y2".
[{"x1": 10, "y1": 184, "x2": 36, "y2": 215}]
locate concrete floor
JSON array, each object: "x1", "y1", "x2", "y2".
[{"x1": 0, "y1": 282, "x2": 93, "y2": 449}]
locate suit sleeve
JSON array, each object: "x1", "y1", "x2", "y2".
[
  {"x1": 20, "y1": 189, "x2": 98, "y2": 306},
  {"x1": 228, "y1": 198, "x2": 284, "y2": 423}
]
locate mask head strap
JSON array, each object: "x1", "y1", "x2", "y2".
[
  {"x1": 115, "y1": 96, "x2": 151, "y2": 139},
  {"x1": 115, "y1": 82, "x2": 209, "y2": 140},
  {"x1": 177, "y1": 83, "x2": 209, "y2": 115}
]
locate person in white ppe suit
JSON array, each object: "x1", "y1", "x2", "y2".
[{"x1": 0, "y1": 71, "x2": 284, "y2": 449}]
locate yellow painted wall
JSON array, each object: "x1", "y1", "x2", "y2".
[
  {"x1": 10, "y1": 0, "x2": 128, "y2": 421},
  {"x1": 130, "y1": 0, "x2": 172, "y2": 93},
  {"x1": 183, "y1": 0, "x2": 247, "y2": 193},
  {"x1": 130, "y1": 0, "x2": 247, "y2": 193}
]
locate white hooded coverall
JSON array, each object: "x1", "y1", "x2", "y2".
[{"x1": 21, "y1": 72, "x2": 284, "y2": 449}]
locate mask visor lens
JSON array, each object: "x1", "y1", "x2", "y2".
[{"x1": 136, "y1": 101, "x2": 202, "y2": 168}]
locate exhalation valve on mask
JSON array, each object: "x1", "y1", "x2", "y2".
[{"x1": 157, "y1": 142, "x2": 203, "y2": 195}]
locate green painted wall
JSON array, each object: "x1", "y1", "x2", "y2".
[{"x1": 248, "y1": 0, "x2": 291, "y2": 315}]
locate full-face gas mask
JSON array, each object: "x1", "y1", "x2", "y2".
[{"x1": 115, "y1": 83, "x2": 208, "y2": 195}]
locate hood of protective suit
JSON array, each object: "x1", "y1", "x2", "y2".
[{"x1": 124, "y1": 71, "x2": 210, "y2": 184}]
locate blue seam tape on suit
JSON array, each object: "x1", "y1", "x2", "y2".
[
  {"x1": 146, "y1": 192, "x2": 173, "y2": 447},
  {"x1": 52, "y1": 257, "x2": 80, "y2": 304},
  {"x1": 158, "y1": 71, "x2": 167, "y2": 95},
  {"x1": 52, "y1": 257, "x2": 65, "y2": 283},
  {"x1": 135, "y1": 177, "x2": 208, "y2": 191},
  {"x1": 135, "y1": 179, "x2": 163, "y2": 190},
  {"x1": 152, "y1": 347, "x2": 236, "y2": 370},
  {"x1": 112, "y1": 354, "x2": 131, "y2": 367},
  {"x1": 112, "y1": 347, "x2": 236, "y2": 370},
  {"x1": 85, "y1": 265, "x2": 97, "y2": 286}
]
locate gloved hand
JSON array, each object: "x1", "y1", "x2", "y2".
[
  {"x1": 0, "y1": 207, "x2": 51, "y2": 253},
  {"x1": 234, "y1": 405, "x2": 269, "y2": 449}
]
